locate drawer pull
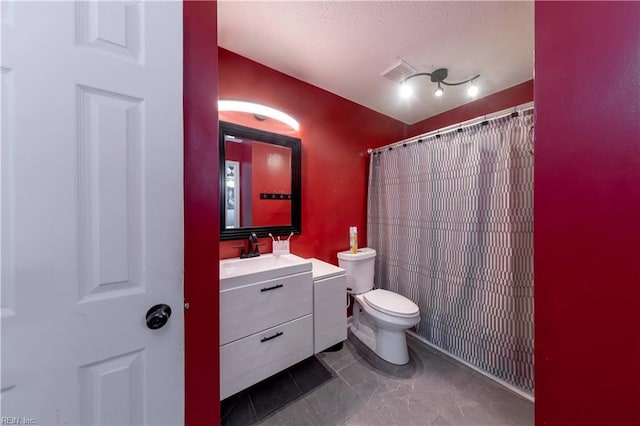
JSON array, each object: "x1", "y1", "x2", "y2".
[
  {"x1": 260, "y1": 284, "x2": 283, "y2": 292},
  {"x1": 260, "y1": 332, "x2": 283, "y2": 343}
]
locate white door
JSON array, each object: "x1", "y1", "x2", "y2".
[{"x1": 1, "y1": 1, "x2": 184, "y2": 424}]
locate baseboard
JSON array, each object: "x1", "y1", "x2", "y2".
[
  {"x1": 406, "y1": 330, "x2": 535, "y2": 403},
  {"x1": 346, "y1": 316, "x2": 534, "y2": 403}
]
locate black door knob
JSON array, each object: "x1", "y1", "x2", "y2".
[{"x1": 146, "y1": 304, "x2": 172, "y2": 330}]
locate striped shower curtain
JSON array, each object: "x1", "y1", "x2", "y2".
[{"x1": 367, "y1": 111, "x2": 534, "y2": 391}]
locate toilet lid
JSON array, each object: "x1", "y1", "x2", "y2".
[{"x1": 363, "y1": 289, "x2": 419, "y2": 318}]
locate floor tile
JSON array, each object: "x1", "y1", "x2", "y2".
[
  {"x1": 317, "y1": 339, "x2": 361, "y2": 372},
  {"x1": 221, "y1": 390, "x2": 257, "y2": 426},
  {"x1": 258, "y1": 399, "x2": 324, "y2": 426},
  {"x1": 289, "y1": 356, "x2": 334, "y2": 394},
  {"x1": 249, "y1": 370, "x2": 301, "y2": 420},
  {"x1": 455, "y1": 375, "x2": 534, "y2": 425},
  {"x1": 434, "y1": 395, "x2": 516, "y2": 426},
  {"x1": 343, "y1": 382, "x2": 441, "y2": 426},
  {"x1": 303, "y1": 376, "x2": 365, "y2": 425},
  {"x1": 418, "y1": 352, "x2": 475, "y2": 391},
  {"x1": 337, "y1": 357, "x2": 388, "y2": 403}
]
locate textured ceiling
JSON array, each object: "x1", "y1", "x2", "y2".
[{"x1": 218, "y1": 1, "x2": 534, "y2": 125}]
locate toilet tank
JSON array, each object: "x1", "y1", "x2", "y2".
[{"x1": 337, "y1": 248, "x2": 376, "y2": 294}]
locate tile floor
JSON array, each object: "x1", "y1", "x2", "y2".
[
  {"x1": 222, "y1": 356, "x2": 335, "y2": 425},
  {"x1": 223, "y1": 332, "x2": 534, "y2": 426}
]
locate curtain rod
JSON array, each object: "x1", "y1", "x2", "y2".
[{"x1": 368, "y1": 101, "x2": 534, "y2": 154}]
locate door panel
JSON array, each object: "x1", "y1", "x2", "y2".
[
  {"x1": 77, "y1": 86, "x2": 145, "y2": 302},
  {"x1": 79, "y1": 349, "x2": 144, "y2": 425}
]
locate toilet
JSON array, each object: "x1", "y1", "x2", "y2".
[{"x1": 338, "y1": 248, "x2": 420, "y2": 365}]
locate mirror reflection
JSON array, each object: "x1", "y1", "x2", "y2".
[{"x1": 224, "y1": 137, "x2": 292, "y2": 228}]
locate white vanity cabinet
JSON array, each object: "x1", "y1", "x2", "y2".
[
  {"x1": 309, "y1": 258, "x2": 348, "y2": 354},
  {"x1": 219, "y1": 254, "x2": 348, "y2": 400},
  {"x1": 220, "y1": 271, "x2": 312, "y2": 345},
  {"x1": 220, "y1": 256, "x2": 313, "y2": 400}
]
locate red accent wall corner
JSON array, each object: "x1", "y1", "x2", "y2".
[
  {"x1": 184, "y1": 1, "x2": 219, "y2": 425},
  {"x1": 534, "y1": 1, "x2": 640, "y2": 424}
]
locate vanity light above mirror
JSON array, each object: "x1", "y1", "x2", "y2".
[{"x1": 219, "y1": 100, "x2": 300, "y2": 131}]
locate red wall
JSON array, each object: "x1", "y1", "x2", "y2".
[
  {"x1": 218, "y1": 48, "x2": 406, "y2": 263},
  {"x1": 183, "y1": 2, "x2": 219, "y2": 425},
  {"x1": 535, "y1": 2, "x2": 640, "y2": 425},
  {"x1": 225, "y1": 140, "x2": 245, "y2": 162},
  {"x1": 407, "y1": 80, "x2": 533, "y2": 137}
]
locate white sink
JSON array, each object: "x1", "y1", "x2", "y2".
[{"x1": 220, "y1": 254, "x2": 312, "y2": 290}]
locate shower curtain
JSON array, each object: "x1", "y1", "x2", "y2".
[{"x1": 367, "y1": 110, "x2": 534, "y2": 391}]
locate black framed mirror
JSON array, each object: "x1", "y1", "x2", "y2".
[{"x1": 219, "y1": 121, "x2": 301, "y2": 240}]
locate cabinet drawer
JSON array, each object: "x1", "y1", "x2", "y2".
[
  {"x1": 220, "y1": 271, "x2": 312, "y2": 345},
  {"x1": 314, "y1": 274, "x2": 348, "y2": 353},
  {"x1": 220, "y1": 314, "x2": 313, "y2": 400}
]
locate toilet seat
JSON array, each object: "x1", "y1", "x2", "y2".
[{"x1": 363, "y1": 289, "x2": 419, "y2": 318}]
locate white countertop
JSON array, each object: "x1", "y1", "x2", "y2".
[
  {"x1": 219, "y1": 253, "x2": 312, "y2": 290},
  {"x1": 307, "y1": 258, "x2": 345, "y2": 281}
]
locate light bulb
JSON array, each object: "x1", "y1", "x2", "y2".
[
  {"x1": 467, "y1": 83, "x2": 479, "y2": 97},
  {"x1": 218, "y1": 100, "x2": 300, "y2": 130},
  {"x1": 399, "y1": 82, "x2": 412, "y2": 99},
  {"x1": 434, "y1": 84, "x2": 444, "y2": 97}
]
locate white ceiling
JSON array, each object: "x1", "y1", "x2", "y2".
[{"x1": 218, "y1": 1, "x2": 534, "y2": 125}]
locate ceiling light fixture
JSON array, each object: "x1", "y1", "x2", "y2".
[
  {"x1": 467, "y1": 80, "x2": 480, "y2": 97},
  {"x1": 399, "y1": 68, "x2": 480, "y2": 99},
  {"x1": 399, "y1": 82, "x2": 413, "y2": 99},
  {"x1": 218, "y1": 100, "x2": 300, "y2": 131},
  {"x1": 434, "y1": 82, "x2": 444, "y2": 97}
]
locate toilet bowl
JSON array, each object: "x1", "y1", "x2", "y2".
[{"x1": 338, "y1": 248, "x2": 420, "y2": 365}]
